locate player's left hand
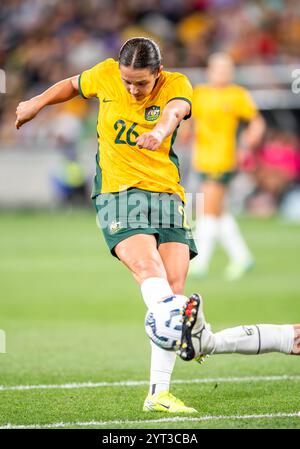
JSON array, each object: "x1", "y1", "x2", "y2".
[{"x1": 136, "y1": 131, "x2": 163, "y2": 151}]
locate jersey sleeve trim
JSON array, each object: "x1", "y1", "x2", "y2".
[
  {"x1": 78, "y1": 73, "x2": 88, "y2": 99},
  {"x1": 167, "y1": 97, "x2": 192, "y2": 120}
]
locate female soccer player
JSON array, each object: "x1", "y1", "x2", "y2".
[
  {"x1": 15, "y1": 39, "x2": 300, "y2": 415},
  {"x1": 190, "y1": 53, "x2": 266, "y2": 280},
  {"x1": 15, "y1": 37, "x2": 199, "y2": 413}
]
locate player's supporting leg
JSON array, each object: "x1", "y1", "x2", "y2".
[
  {"x1": 115, "y1": 235, "x2": 196, "y2": 413},
  {"x1": 219, "y1": 213, "x2": 254, "y2": 280},
  {"x1": 178, "y1": 294, "x2": 300, "y2": 360},
  {"x1": 144, "y1": 241, "x2": 197, "y2": 412},
  {"x1": 190, "y1": 181, "x2": 224, "y2": 277}
]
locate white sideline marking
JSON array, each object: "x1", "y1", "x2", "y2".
[
  {"x1": 0, "y1": 375, "x2": 299, "y2": 392},
  {"x1": 1, "y1": 412, "x2": 300, "y2": 429}
]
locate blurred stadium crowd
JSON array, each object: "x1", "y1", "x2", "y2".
[{"x1": 0, "y1": 0, "x2": 300, "y2": 217}]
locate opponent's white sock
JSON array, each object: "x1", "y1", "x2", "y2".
[
  {"x1": 141, "y1": 277, "x2": 174, "y2": 310},
  {"x1": 219, "y1": 214, "x2": 253, "y2": 264},
  {"x1": 192, "y1": 215, "x2": 219, "y2": 271},
  {"x1": 149, "y1": 341, "x2": 177, "y2": 395},
  {"x1": 141, "y1": 277, "x2": 179, "y2": 395},
  {"x1": 213, "y1": 324, "x2": 294, "y2": 355}
]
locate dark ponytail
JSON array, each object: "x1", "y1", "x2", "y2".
[{"x1": 118, "y1": 37, "x2": 162, "y2": 74}]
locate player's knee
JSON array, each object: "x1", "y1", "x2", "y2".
[{"x1": 130, "y1": 257, "x2": 164, "y2": 282}]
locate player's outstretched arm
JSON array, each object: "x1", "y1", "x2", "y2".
[
  {"x1": 15, "y1": 75, "x2": 80, "y2": 130},
  {"x1": 136, "y1": 99, "x2": 190, "y2": 151}
]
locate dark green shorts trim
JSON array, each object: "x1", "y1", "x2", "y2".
[
  {"x1": 198, "y1": 171, "x2": 236, "y2": 185},
  {"x1": 78, "y1": 73, "x2": 87, "y2": 99},
  {"x1": 92, "y1": 188, "x2": 197, "y2": 260}
]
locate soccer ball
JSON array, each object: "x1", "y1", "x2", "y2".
[{"x1": 145, "y1": 295, "x2": 186, "y2": 350}]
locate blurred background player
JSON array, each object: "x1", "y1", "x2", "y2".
[
  {"x1": 177, "y1": 293, "x2": 300, "y2": 361},
  {"x1": 189, "y1": 53, "x2": 266, "y2": 280}
]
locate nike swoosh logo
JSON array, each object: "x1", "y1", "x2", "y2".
[
  {"x1": 158, "y1": 402, "x2": 170, "y2": 409},
  {"x1": 103, "y1": 98, "x2": 113, "y2": 103}
]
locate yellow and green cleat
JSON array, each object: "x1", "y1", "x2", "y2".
[{"x1": 143, "y1": 391, "x2": 198, "y2": 413}]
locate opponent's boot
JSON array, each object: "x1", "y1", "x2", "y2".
[{"x1": 177, "y1": 293, "x2": 216, "y2": 361}]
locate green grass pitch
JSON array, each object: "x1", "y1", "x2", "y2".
[{"x1": 0, "y1": 210, "x2": 299, "y2": 429}]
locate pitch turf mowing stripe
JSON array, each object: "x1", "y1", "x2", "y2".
[
  {"x1": 1, "y1": 412, "x2": 300, "y2": 429},
  {"x1": 0, "y1": 375, "x2": 299, "y2": 392}
]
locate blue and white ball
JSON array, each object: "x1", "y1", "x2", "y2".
[{"x1": 145, "y1": 295, "x2": 186, "y2": 350}]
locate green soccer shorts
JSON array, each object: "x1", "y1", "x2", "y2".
[{"x1": 92, "y1": 188, "x2": 198, "y2": 260}]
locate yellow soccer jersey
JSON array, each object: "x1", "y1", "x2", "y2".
[
  {"x1": 192, "y1": 84, "x2": 257, "y2": 173},
  {"x1": 78, "y1": 58, "x2": 192, "y2": 202}
]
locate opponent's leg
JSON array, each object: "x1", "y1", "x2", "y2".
[
  {"x1": 214, "y1": 323, "x2": 300, "y2": 355},
  {"x1": 178, "y1": 294, "x2": 300, "y2": 360}
]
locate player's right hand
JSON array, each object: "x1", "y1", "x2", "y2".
[
  {"x1": 15, "y1": 98, "x2": 41, "y2": 129},
  {"x1": 136, "y1": 130, "x2": 163, "y2": 151}
]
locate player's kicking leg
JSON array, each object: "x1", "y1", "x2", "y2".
[{"x1": 178, "y1": 294, "x2": 300, "y2": 360}]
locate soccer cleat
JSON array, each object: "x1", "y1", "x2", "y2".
[
  {"x1": 143, "y1": 391, "x2": 198, "y2": 413},
  {"x1": 177, "y1": 293, "x2": 215, "y2": 361},
  {"x1": 224, "y1": 258, "x2": 255, "y2": 281}
]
